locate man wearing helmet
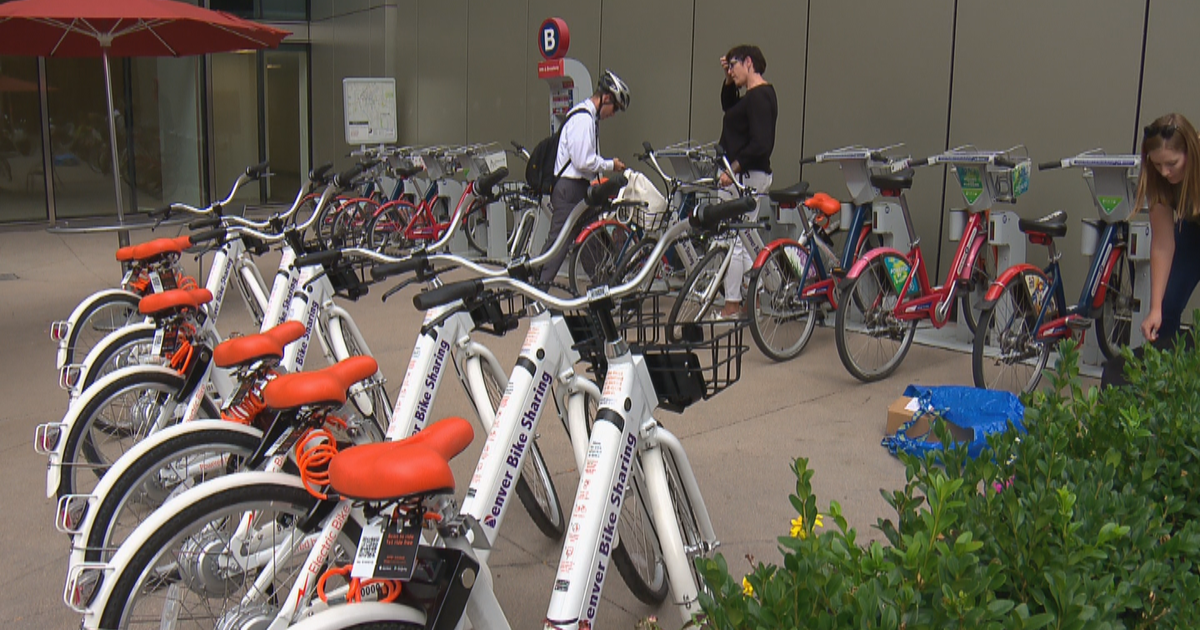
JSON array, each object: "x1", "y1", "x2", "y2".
[{"x1": 538, "y1": 69, "x2": 630, "y2": 284}]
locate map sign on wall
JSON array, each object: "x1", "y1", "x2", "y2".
[{"x1": 343, "y1": 78, "x2": 397, "y2": 145}]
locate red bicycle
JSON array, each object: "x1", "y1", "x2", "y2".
[{"x1": 834, "y1": 147, "x2": 1029, "y2": 382}]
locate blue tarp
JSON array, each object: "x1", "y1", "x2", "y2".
[{"x1": 882, "y1": 385, "x2": 1025, "y2": 459}]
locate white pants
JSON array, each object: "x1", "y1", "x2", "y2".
[{"x1": 718, "y1": 170, "x2": 772, "y2": 302}]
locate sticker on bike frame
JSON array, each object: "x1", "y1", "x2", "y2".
[
  {"x1": 121, "y1": 269, "x2": 134, "y2": 288},
  {"x1": 151, "y1": 327, "x2": 165, "y2": 356},
  {"x1": 882, "y1": 257, "x2": 921, "y2": 297},
  {"x1": 1023, "y1": 273, "x2": 1051, "y2": 312},
  {"x1": 1011, "y1": 162, "x2": 1030, "y2": 198},
  {"x1": 783, "y1": 247, "x2": 817, "y2": 281},
  {"x1": 149, "y1": 271, "x2": 164, "y2": 293},
  {"x1": 955, "y1": 166, "x2": 984, "y2": 204},
  {"x1": 1097, "y1": 195, "x2": 1122, "y2": 215}
]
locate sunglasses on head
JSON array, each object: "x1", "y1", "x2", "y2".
[{"x1": 1144, "y1": 124, "x2": 1178, "y2": 140}]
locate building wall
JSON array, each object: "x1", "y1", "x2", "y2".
[{"x1": 307, "y1": 0, "x2": 1200, "y2": 314}]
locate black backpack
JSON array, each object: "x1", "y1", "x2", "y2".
[{"x1": 525, "y1": 108, "x2": 592, "y2": 195}]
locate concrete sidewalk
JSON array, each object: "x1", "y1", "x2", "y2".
[{"x1": 0, "y1": 227, "x2": 1052, "y2": 629}]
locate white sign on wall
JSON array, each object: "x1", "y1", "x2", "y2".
[{"x1": 343, "y1": 78, "x2": 397, "y2": 145}]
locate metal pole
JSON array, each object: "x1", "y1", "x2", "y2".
[{"x1": 102, "y1": 48, "x2": 129, "y2": 247}]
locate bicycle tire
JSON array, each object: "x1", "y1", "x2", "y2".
[
  {"x1": 96, "y1": 479, "x2": 361, "y2": 630},
  {"x1": 56, "y1": 368, "x2": 221, "y2": 500},
  {"x1": 972, "y1": 268, "x2": 1053, "y2": 393},
  {"x1": 611, "y1": 456, "x2": 669, "y2": 604},
  {"x1": 63, "y1": 293, "x2": 142, "y2": 368},
  {"x1": 77, "y1": 325, "x2": 157, "y2": 395},
  {"x1": 747, "y1": 243, "x2": 818, "y2": 362},
  {"x1": 567, "y1": 223, "x2": 632, "y2": 296},
  {"x1": 958, "y1": 244, "x2": 996, "y2": 335},
  {"x1": 666, "y1": 245, "x2": 729, "y2": 343},
  {"x1": 834, "y1": 255, "x2": 917, "y2": 382},
  {"x1": 81, "y1": 424, "x2": 261, "y2": 564},
  {"x1": 478, "y1": 359, "x2": 565, "y2": 539},
  {"x1": 332, "y1": 198, "x2": 378, "y2": 248},
  {"x1": 365, "y1": 201, "x2": 417, "y2": 256},
  {"x1": 611, "y1": 236, "x2": 659, "y2": 288},
  {"x1": 663, "y1": 447, "x2": 709, "y2": 601},
  {"x1": 463, "y1": 200, "x2": 490, "y2": 255},
  {"x1": 1095, "y1": 247, "x2": 1134, "y2": 361}
]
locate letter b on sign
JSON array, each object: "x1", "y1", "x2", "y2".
[{"x1": 538, "y1": 18, "x2": 570, "y2": 60}]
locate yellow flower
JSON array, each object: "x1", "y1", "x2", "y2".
[
  {"x1": 790, "y1": 513, "x2": 825, "y2": 539},
  {"x1": 742, "y1": 576, "x2": 754, "y2": 597}
]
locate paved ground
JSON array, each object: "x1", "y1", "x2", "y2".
[{"x1": 0, "y1": 227, "x2": 1083, "y2": 629}]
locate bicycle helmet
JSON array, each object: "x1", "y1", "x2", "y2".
[{"x1": 598, "y1": 70, "x2": 631, "y2": 111}]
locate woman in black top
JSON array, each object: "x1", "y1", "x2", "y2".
[{"x1": 716, "y1": 44, "x2": 777, "y2": 318}]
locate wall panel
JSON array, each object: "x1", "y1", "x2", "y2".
[
  {"x1": 416, "y1": 0, "x2": 468, "y2": 145},
  {"x1": 802, "y1": 0, "x2": 955, "y2": 268},
  {"x1": 950, "y1": 0, "x2": 1143, "y2": 280},
  {"x1": 466, "y1": 0, "x2": 529, "y2": 147}
]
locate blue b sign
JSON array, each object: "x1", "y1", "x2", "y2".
[{"x1": 539, "y1": 18, "x2": 570, "y2": 60}]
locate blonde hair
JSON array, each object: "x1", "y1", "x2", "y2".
[{"x1": 1136, "y1": 112, "x2": 1200, "y2": 221}]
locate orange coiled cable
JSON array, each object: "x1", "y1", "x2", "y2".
[
  {"x1": 295, "y1": 427, "x2": 338, "y2": 500},
  {"x1": 169, "y1": 338, "x2": 194, "y2": 374},
  {"x1": 222, "y1": 389, "x2": 266, "y2": 425},
  {"x1": 317, "y1": 565, "x2": 402, "y2": 604},
  {"x1": 176, "y1": 273, "x2": 199, "y2": 291}
]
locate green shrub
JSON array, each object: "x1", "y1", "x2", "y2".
[{"x1": 696, "y1": 336, "x2": 1200, "y2": 629}]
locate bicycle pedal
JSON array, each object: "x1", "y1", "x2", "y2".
[
  {"x1": 1065, "y1": 316, "x2": 1093, "y2": 332},
  {"x1": 830, "y1": 267, "x2": 846, "y2": 278}
]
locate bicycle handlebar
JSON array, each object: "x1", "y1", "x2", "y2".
[
  {"x1": 475, "y1": 167, "x2": 509, "y2": 199},
  {"x1": 309, "y1": 162, "x2": 334, "y2": 183},
  {"x1": 584, "y1": 174, "x2": 628, "y2": 206},
  {"x1": 244, "y1": 161, "x2": 271, "y2": 180},
  {"x1": 189, "y1": 227, "x2": 226, "y2": 245},
  {"x1": 188, "y1": 217, "x2": 223, "y2": 231},
  {"x1": 1038, "y1": 160, "x2": 1064, "y2": 171},
  {"x1": 992, "y1": 156, "x2": 1018, "y2": 169},
  {"x1": 294, "y1": 249, "x2": 343, "y2": 268},
  {"x1": 412, "y1": 278, "x2": 486, "y2": 311},
  {"x1": 370, "y1": 256, "x2": 433, "y2": 282}
]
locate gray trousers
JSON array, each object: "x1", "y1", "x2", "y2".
[{"x1": 538, "y1": 177, "x2": 592, "y2": 283}]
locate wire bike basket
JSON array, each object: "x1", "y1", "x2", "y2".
[{"x1": 565, "y1": 291, "x2": 748, "y2": 413}]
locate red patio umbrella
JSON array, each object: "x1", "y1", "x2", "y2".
[{"x1": 0, "y1": 0, "x2": 290, "y2": 238}]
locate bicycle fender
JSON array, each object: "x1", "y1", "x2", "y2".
[
  {"x1": 841, "y1": 246, "x2": 908, "y2": 284},
  {"x1": 982, "y1": 264, "x2": 1044, "y2": 305},
  {"x1": 82, "y1": 472, "x2": 309, "y2": 625},
  {"x1": 66, "y1": 421, "x2": 264, "y2": 573},
  {"x1": 960, "y1": 235, "x2": 989, "y2": 282},
  {"x1": 57, "y1": 289, "x2": 143, "y2": 370},
  {"x1": 46, "y1": 364, "x2": 183, "y2": 498},
  {"x1": 71, "y1": 322, "x2": 157, "y2": 400},
  {"x1": 1091, "y1": 246, "x2": 1123, "y2": 310},
  {"x1": 752, "y1": 237, "x2": 803, "y2": 270},
  {"x1": 286, "y1": 601, "x2": 426, "y2": 629},
  {"x1": 573, "y1": 218, "x2": 626, "y2": 245}
]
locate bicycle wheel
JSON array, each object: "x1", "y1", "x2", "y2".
[
  {"x1": 747, "y1": 243, "x2": 818, "y2": 361},
  {"x1": 611, "y1": 236, "x2": 660, "y2": 288},
  {"x1": 958, "y1": 244, "x2": 996, "y2": 335},
  {"x1": 78, "y1": 326, "x2": 157, "y2": 394},
  {"x1": 973, "y1": 269, "x2": 1052, "y2": 393},
  {"x1": 567, "y1": 223, "x2": 632, "y2": 295},
  {"x1": 56, "y1": 368, "x2": 221, "y2": 500},
  {"x1": 666, "y1": 245, "x2": 729, "y2": 343},
  {"x1": 611, "y1": 456, "x2": 669, "y2": 604},
  {"x1": 331, "y1": 199, "x2": 378, "y2": 248},
  {"x1": 63, "y1": 293, "x2": 142, "y2": 367},
  {"x1": 478, "y1": 359, "x2": 565, "y2": 539},
  {"x1": 81, "y1": 424, "x2": 261, "y2": 564},
  {"x1": 834, "y1": 255, "x2": 917, "y2": 382},
  {"x1": 314, "y1": 197, "x2": 345, "y2": 246},
  {"x1": 463, "y1": 200, "x2": 490, "y2": 255},
  {"x1": 1095, "y1": 247, "x2": 1134, "y2": 361},
  {"x1": 663, "y1": 447, "x2": 709, "y2": 601},
  {"x1": 365, "y1": 201, "x2": 417, "y2": 256},
  {"x1": 96, "y1": 479, "x2": 361, "y2": 630}
]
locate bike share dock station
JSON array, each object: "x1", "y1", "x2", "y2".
[{"x1": 1053, "y1": 154, "x2": 1151, "y2": 365}]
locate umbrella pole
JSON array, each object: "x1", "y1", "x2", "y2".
[{"x1": 101, "y1": 49, "x2": 129, "y2": 247}]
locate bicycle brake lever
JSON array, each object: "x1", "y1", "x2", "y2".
[
  {"x1": 420, "y1": 303, "x2": 466, "y2": 335},
  {"x1": 381, "y1": 277, "x2": 420, "y2": 302}
]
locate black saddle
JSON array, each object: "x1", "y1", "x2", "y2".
[{"x1": 1018, "y1": 211, "x2": 1068, "y2": 238}]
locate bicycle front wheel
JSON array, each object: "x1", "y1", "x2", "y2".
[
  {"x1": 972, "y1": 269, "x2": 1052, "y2": 393},
  {"x1": 365, "y1": 201, "x2": 416, "y2": 256},
  {"x1": 567, "y1": 223, "x2": 632, "y2": 295},
  {"x1": 611, "y1": 456, "x2": 669, "y2": 604},
  {"x1": 478, "y1": 358, "x2": 565, "y2": 539},
  {"x1": 747, "y1": 243, "x2": 818, "y2": 361},
  {"x1": 958, "y1": 244, "x2": 996, "y2": 335},
  {"x1": 97, "y1": 479, "x2": 360, "y2": 630},
  {"x1": 611, "y1": 236, "x2": 661, "y2": 288},
  {"x1": 1095, "y1": 247, "x2": 1134, "y2": 361},
  {"x1": 667, "y1": 245, "x2": 729, "y2": 343},
  {"x1": 834, "y1": 256, "x2": 917, "y2": 382}
]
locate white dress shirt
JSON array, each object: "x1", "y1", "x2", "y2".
[{"x1": 553, "y1": 98, "x2": 614, "y2": 180}]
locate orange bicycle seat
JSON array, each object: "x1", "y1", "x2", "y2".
[
  {"x1": 116, "y1": 236, "x2": 192, "y2": 263},
  {"x1": 138, "y1": 287, "x2": 213, "y2": 316},
  {"x1": 804, "y1": 192, "x2": 842, "y2": 217},
  {"x1": 262, "y1": 355, "x2": 379, "y2": 410},
  {"x1": 328, "y1": 417, "x2": 475, "y2": 501},
  {"x1": 213, "y1": 320, "x2": 307, "y2": 369}
]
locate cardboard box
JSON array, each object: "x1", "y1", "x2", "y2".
[{"x1": 885, "y1": 396, "x2": 975, "y2": 444}]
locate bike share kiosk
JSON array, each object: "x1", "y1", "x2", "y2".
[
  {"x1": 810, "y1": 145, "x2": 912, "y2": 252},
  {"x1": 496, "y1": 17, "x2": 595, "y2": 262},
  {"x1": 1054, "y1": 153, "x2": 1150, "y2": 360},
  {"x1": 927, "y1": 147, "x2": 1031, "y2": 344}
]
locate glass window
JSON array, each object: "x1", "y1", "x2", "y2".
[
  {"x1": 264, "y1": 49, "x2": 309, "y2": 203},
  {"x1": 0, "y1": 56, "x2": 47, "y2": 222},
  {"x1": 210, "y1": 0, "x2": 307, "y2": 21},
  {"x1": 211, "y1": 52, "x2": 263, "y2": 203}
]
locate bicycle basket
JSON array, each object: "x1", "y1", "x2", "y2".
[
  {"x1": 634, "y1": 315, "x2": 747, "y2": 413},
  {"x1": 466, "y1": 288, "x2": 529, "y2": 336},
  {"x1": 564, "y1": 291, "x2": 666, "y2": 381}
]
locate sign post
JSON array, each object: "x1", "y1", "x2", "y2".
[{"x1": 536, "y1": 18, "x2": 591, "y2": 135}]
